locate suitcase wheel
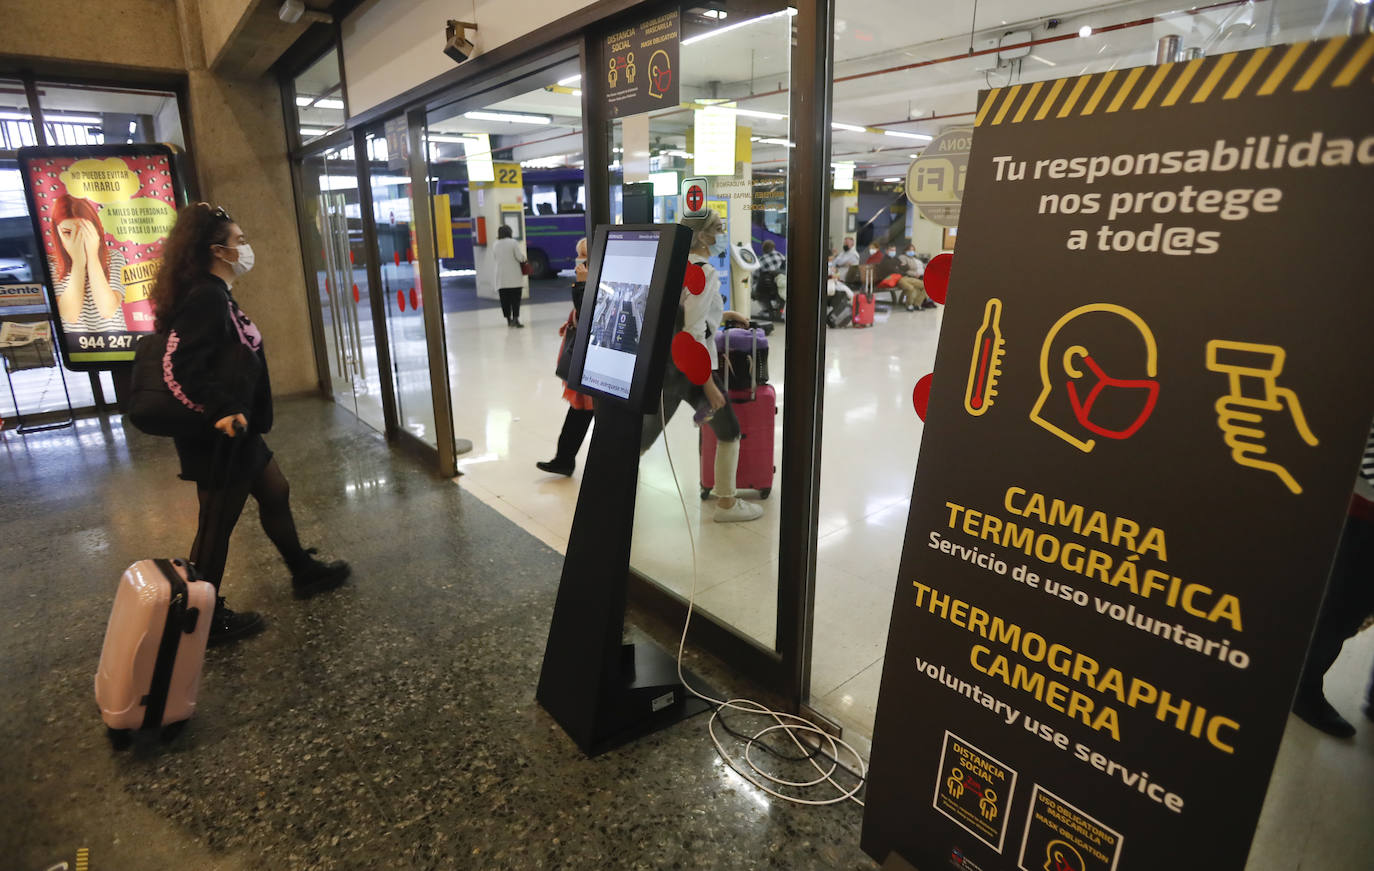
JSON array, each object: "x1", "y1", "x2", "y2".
[
  {"x1": 160, "y1": 720, "x2": 187, "y2": 743},
  {"x1": 106, "y1": 727, "x2": 133, "y2": 750},
  {"x1": 759, "y1": 488, "x2": 771, "y2": 500},
  {"x1": 700, "y1": 487, "x2": 712, "y2": 501}
]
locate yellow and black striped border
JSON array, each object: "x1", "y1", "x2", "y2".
[{"x1": 975, "y1": 34, "x2": 1374, "y2": 127}]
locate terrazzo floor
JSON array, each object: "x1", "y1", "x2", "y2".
[{"x1": 0, "y1": 399, "x2": 876, "y2": 871}]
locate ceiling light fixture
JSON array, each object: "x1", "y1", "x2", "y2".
[
  {"x1": 557, "y1": 74, "x2": 582, "y2": 86},
  {"x1": 463, "y1": 110, "x2": 551, "y2": 125},
  {"x1": 831, "y1": 121, "x2": 866, "y2": 132},
  {"x1": 758, "y1": 137, "x2": 795, "y2": 147},
  {"x1": 315, "y1": 98, "x2": 345, "y2": 110},
  {"x1": 883, "y1": 177, "x2": 901, "y2": 182},
  {"x1": 295, "y1": 96, "x2": 314, "y2": 107},
  {"x1": 300, "y1": 127, "x2": 329, "y2": 137},
  {"x1": 682, "y1": 7, "x2": 797, "y2": 47},
  {"x1": 1079, "y1": 25, "x2": 1094, "y2": 37},
  {"x1": 884, "y1": 130, "x2": 933, "y2": 141},
  {"x1": 707, "y1": 106, "x2": 787, "y2": 120}
]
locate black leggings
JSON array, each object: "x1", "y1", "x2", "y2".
[
  {"x1": 640, "y1": 368, "x2": 740, "y2": 453},
  {"x1": 552, "y1": 406, "x2": 594, "y2": 465},
  {"x1": 499, "y1": 287, "x2": 522, "y2": 320},
  {"x1": 1298, "y1": 513, "x2": 1374, "y2": 704},
  {"x1": 191, "y1": 457, "x2": 308, "y2": 591}
]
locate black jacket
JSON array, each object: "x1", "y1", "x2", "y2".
[{"x1": 165, "y1": 276, "x2": 272, "y2": 433}]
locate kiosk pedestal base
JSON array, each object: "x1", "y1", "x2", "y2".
[
  {"x1": 583, "y1": 640, "x2": 715, "y2": 757},
  {"x1": 537, "y1": 403, "x2": 715, "y2": 756}
]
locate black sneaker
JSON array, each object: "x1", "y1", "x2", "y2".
[
  {"x1": 536, "y1": 459, "x2": 575, "y2": 477},
  {"x1": 207, "y1": 597, "x2": 265, "y2": 647},
  {"x1": 513, "y1": 318, "x2": 524, "y2": 328},
  {"x1": 1293, "y1": 695, "x2": 1356, "y2": 738},
  {"x1": 292, "y1": 548, "x2": 351, "y2": 599}
]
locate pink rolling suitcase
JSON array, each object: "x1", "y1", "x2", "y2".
[
  {"x1": 96, "y1": 558, "x2": 215, "y2": 743},
  {"x1": 96, "y1": 432, "x2": 238, "y2": 745},
  {"x1": 701, "y1": 324, "x2": 777, "y2": 499}
]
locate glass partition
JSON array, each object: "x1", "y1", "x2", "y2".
[
  {"x1": 807, "y1": 0, "x2": 1371, "y2": 742},
  {"x1": 612, "y1": 1, "x2": 796, "y2": 652},
  {"x1": 36, "y1": 82, "x2": 183, "y2": 148},
  {"x1": 366, "y1": 127, "x2": 436, "y2": 445},
  {"x1": 299, "y1": 147, "x2": 385, "y2": 433},
  {"x1": 421, "y1": 72, "x2": 587, "y2": 493},
  {"x1": 293, "y1": 48, "x2": 346, "y2": 145}
]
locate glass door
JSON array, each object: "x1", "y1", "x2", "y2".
[
  {"x1": 607, "y1": 1, "x2": 795, "y2": 657},
  {"x1": 364, "y1": 128, "x2": 437, "y2": 446},
  {"x1": 302, "y1": 147, "x2": 385, "y2": 432}
]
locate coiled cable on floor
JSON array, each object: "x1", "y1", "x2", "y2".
[{"x1": 659, "y1": 396, "x2": 867, "y2": 807}]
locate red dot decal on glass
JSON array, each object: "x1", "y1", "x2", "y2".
[
  {"x1": 394, "y1": 251, "x2": 401, "y2": 266},
  {"x1": 913, "y1": 373, "x2": 934, "y2": 421},
  {"x1": 684, "y1": 263, "x2": 706, "y2": 295},
  {"x1": 348, "y1": 249, "x2": 354, "y2": 264},
  {"x1": 406, "y1": 247, "x2": 414, "y2": 264},
  {"x1": 397, "y1": 289, "x2": 406, "y2": 312},
  {"x1": 671, "y1": 332, "x2": 712, "y2": 385},
  {"x1": 352, "y1": 284, "x2": 360, "y2": 304},
  {"x1": 409, "y1": 288, "x2": 419, "y2": 309},
  {"x1": 924, "y1": 253, "x2": 952, "y2": 305}
]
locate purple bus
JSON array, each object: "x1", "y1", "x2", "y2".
[{"x1": 436, "y1": 168, "x2": 587, "y2": 278}]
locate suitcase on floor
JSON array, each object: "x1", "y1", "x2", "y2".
[
  {"x1": 715, "y1": 324, "x2": 770, "y2": 385},
  {"x1": 95, "y1": 430, "x2": 239, "y2": 745},
  {"x1": 853, "y1": 290, "x2": 876, "y2": 327},
  {"x1": 701, "y1": 324, "x2": 776, "y2": 499},
  {"x1": 700, "y1": 385, "x2": 777, "y2": 500},
  {"x1": 96, "y1": 558, "x2": 215, "y2": 743}
]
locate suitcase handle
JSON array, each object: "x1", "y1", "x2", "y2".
[{"x1": 142, "y1": 559, "x2": 190, "y2": 730}]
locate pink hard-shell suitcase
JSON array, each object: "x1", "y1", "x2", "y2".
[
  {"x1": 96, "y1": 558, "x2": 215, "y2": 743},
  {"x1": 701, "y1": 323, "x2": 776, "y2": 499}
]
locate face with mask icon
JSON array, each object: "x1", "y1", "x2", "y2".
[
  {"x1": 1029, "y1": 303, "x2": 1160, "y2": 453},
  {"x1": 213, "y1": 223, "x2": 254, "y2": 277}
]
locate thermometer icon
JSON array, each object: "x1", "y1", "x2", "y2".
[{"x1": 964, "y1": 298, "x2": 1005, "y2": 416}]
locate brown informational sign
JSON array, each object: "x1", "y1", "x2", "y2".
[
  {"x1": 603, "y1": 10, "x2": 680, "y2": 118},
  {"x1": 863, "y1": 36, "x2": 1374, "y2": 871}
]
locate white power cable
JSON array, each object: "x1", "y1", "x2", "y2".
[{"x1": 658, "y1": 393, "x2": 867, "y2": 807}]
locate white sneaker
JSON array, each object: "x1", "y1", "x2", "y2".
[{"x1": 715, "y1": 499, "x2": 764, "y2": 523}]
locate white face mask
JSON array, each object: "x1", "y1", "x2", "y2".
[{"x1": 226, "y1": 243, "x2": 254, "y2": 276}]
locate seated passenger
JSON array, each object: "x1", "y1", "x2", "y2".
[
  {"x1": 898, "y1": 243, "x2": 933, "y2": 311},
  {"x1": 833, "y1": 236, "x2": 861, "y2": 287},
  {"x1": 755, "y1": 240, "x2": 787, "y2": 316}
]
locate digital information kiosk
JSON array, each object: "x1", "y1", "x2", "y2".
[{"x1": 536, "y1": 223, "x2": 715, "y2": 756}]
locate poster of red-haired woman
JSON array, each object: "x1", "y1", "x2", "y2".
[{"x1": 19, "y1": 144, "x2": 186, "y2": 369}]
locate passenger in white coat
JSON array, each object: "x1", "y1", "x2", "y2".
[{"x1": 492, "y1": 224, "x2": 528, "y2": 327}]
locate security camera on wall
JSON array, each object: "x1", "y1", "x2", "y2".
[{"x1": 445, "y1": 20, "x2": 478, "y2": 64}]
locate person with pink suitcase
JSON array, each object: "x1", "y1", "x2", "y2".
[
  {"x1": 639, "y1": 210, "x2": 762, "y2": 523},
  {"x1": 149, "y1": 203, "x2": 351, "y2": 642}
]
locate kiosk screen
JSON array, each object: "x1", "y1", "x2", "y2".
[{"x1": 581, "y1": 230, "x2": 660, "y2": 400}]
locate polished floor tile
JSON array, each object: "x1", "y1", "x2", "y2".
[{"x1": 0, "y1": 399, "x2": 876, "y2": 870}]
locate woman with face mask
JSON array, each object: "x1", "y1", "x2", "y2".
[
  {"x1": 150, "y1": 203, "x2": 350, "y2": 645},
  {"x1": 639, "y1": 211, "x2": 762, "y2": 522},
  {"x1": 536, "y1": 237, "x2": 595, "y2": 477}
]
